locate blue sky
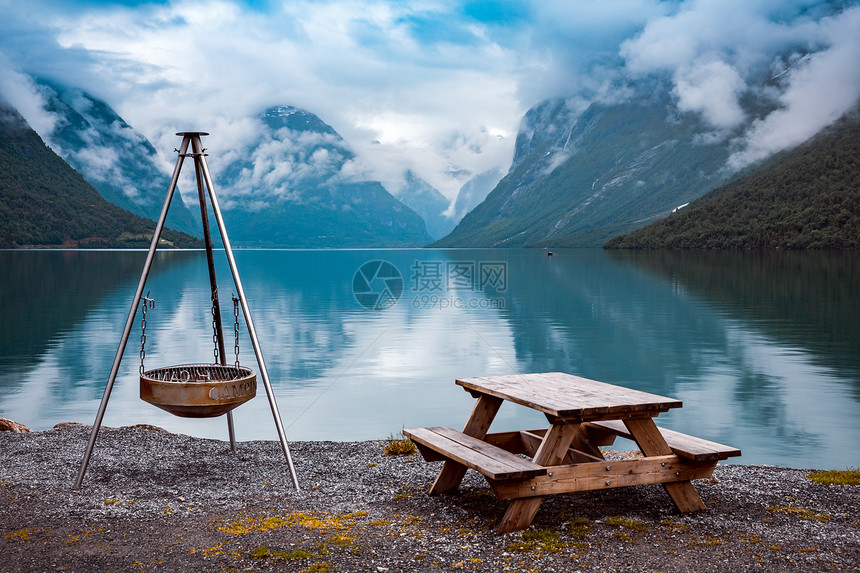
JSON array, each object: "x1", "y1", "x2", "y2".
[{"x1": 1, "y1": 0, "x2": 859, "y2": 198}]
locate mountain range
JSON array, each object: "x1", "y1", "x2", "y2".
[
  {"x1": 0, "y1": 100, "x2": 200, "y2": 248},
  {"x1": 211, "y1": 105, "x2": 431, "y2": 247},
  {"x1": 3, "y1": 71, "x2": 857, "y2": 250},
  {"x1": 3, "y1": 78, "x2": 435, "y2": 248},
  {"x1": 605, "y1": 101, "x2": 860, "y2": 249},
  {"x1": 433, "y1": 81, "x2": 757, "y2": 248}
]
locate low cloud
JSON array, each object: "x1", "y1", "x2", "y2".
[
  {"x1": 621, "y1": 1, "x2": 860, "y2": 169},
  {"x1": 728, "y1": 6, "x2": 860, "y2": 169},
  {"x1": 0, "y1": 62, "x2": 60, "y2": 136},
  {"x1": 673, "y1": 59, "x2": 746, "y2": 129},
  {"x1": 1, "y1": 0, "x2": 859, "y2": 201}
]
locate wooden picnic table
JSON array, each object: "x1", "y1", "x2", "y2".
[{"x1": 404, "y1": 372, "x2": 740, "y2": 534}]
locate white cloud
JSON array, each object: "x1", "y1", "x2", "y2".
[
  {"x1": 621, "y1": 0, "x2": 860, "y2": 168},
  {"x1": 728, "y1": 6, "x2": 860, "y2": 169},
  {"x1": 32, "y1": 0, "x2": 528, "y2": 197},
  {"x1": 1, "y1": 0, "x2": 859, "y2": 201},
  {"x1": 0, "y1": 62, "x2": 60, "y2": 135},
  {"x1": 673, "y1": 59, "x2": 746, "y2": 129}
]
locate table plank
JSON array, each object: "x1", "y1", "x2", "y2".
[
  {"x1": 457, "y1": 373, "x2": 682, "y2": 421},
  {"x1": 405, "y1": 427, "x2": 546, "y2": 480}
]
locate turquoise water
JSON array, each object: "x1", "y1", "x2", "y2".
[{"x1": 1, "y1": 248, "x2": 858, "y2": 469}]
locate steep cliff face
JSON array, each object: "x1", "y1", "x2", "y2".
[
  {"x1": 435, "y1": 86, "x2": 737, "y2": 247},
  {"x1": 392, "y1": 171, "x2": 454, "y2": 240}
]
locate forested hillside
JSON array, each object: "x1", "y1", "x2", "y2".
[
  {"x1": 0, "y1": 103, "x2": 200, "y2": 249},
  {"x1": 605, "y1": 103, "x2": 860, "y2": 250}
]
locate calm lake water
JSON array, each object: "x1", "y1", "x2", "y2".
[{"x1": 1, "y1": 248, "x2": 858, "y2": 470}]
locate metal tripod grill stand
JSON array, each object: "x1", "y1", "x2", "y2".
[{"x1": 73, "y1": 132, "x2": 300, "y2": 490}]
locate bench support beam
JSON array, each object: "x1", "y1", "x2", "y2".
[
  {"x1": 489, "y1": 455, "x2": 716, "y2": 499},
  {"x1": 496, "y1": 422, "x2": 578, "y2": 534},
  {"x1": 429, "y1": 394, "x2": 502, "y2": 495},
  {"x1": 624, "y1": 418, "x2": 707, "y2": 512}
]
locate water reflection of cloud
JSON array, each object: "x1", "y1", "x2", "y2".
[{"x1": 2, "y1": 250, "x2": 858, "y2": 469}]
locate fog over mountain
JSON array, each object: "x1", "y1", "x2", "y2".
[
  {"x1": 0, "y1": 1, "x2": 858, "y2": 247},
  {"x1": 203, "y1": 105, "x2": 431, "y2": 247},
  {"x1": 2, "y1": 1, "x2": 856, "y2": 213},
  {"x1": 29, "y1": 78, "x2": 199, "y2": 236},
  {"x1": 390, "y1": 171, "x2": 455, "y2": 240}
]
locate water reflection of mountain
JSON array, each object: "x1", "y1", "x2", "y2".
[
  {"x1": 1, "y1": 251, "x2": 142, "y2": 372},
  {"x1": 495, "y1": 250, "x2": 728, "y2": 397},
  {"x1": 228, "y1": 250, "x2": 367, "y2": 384},
  {"x1": 611, "y1": 250, "x2": 860, "y2": 399},
  {"x1": 486, "y1": 249, "x2": 860, "y2": 466},
  {"x1": 0, "y1": 250, "x2": 200, "y2": 394}
]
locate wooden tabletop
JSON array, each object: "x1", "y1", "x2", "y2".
[{"x1": 456, "y1": 372, "x2": 682, "y2": 421}]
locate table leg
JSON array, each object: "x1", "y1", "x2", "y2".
[
  {"x1": 429, "y1": 394, "x2": 503, "y2": 495},
  {"x1": 496, "y1": 422, "x2": 578, "y2": 534},
  {"x1": 564, "y1": 423, "x2": 605, "y2": 462},
  {"x1": 623, "y1": 418, "x2": 707, "y2": 512}
]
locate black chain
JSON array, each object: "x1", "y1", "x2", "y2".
[
  {"x1": 232, "y1": 294, "x2": 241, "y2": 368},
  {"x1": 211, "y1": 286, "x2": 219, "y2": 364},
  {"x1": 139, "y1": 293, "x2": 155, "y2": 374}
]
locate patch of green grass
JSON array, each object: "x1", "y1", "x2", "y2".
[
  {"x1": 384, "y1": 432, "x2": 417, "y2": 456},
  {"x1": 249, "y1": 546, "x2": 273, "y2": 559},
  {"x1": 569, "y1": 517, "x2": 591, "y2": 538},
  {"x1": 248, "y1": 545, "x2": 321, "y2": 560},
  {"x1": 605, "y1": 515, "x2": 647, "y2": 533},
  {"x1": 766, "y1": 505, "x2": 830, "y2": 523},
  {"x1": 807, "y1": 467, "x2": 860, "y2": 486},
  {"x1": 329, "y1": 534, "x2": 355, "y2": 549},
  {"x1": 4, "y1": 528, "x2": 35, "y2": 542},
  {"x1": 691, "y1": 536, "x2": 723, "y2": 546},
  {"x1": 507, "y1": 528, "x2": 568, "y2": 553},
  {"x1": 661, "y1": 519, "x2": 689, "y2": 533}
]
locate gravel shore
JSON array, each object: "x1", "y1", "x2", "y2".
[{"x1": 1, "y1": 423, "x2": 857, "y2": 572}]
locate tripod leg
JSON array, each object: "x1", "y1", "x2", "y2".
[
  {"x1": 191, "y1": 151, "x2": 236, "y2": 454},
  {"x1": 73, "y1": 135, "x2": 191, "y2": 489},
  {"x1": 191, "y1": 134, "x2": 300, "y2": 490},
  {"x1": 227, "y1": 411, "x2": 237, "y2": 452}
]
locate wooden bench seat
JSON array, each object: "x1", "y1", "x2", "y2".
[
  {"x1": 403, "y1": 427, "x2": 547, "y2": 481},
  {"x1": 585, "y1": 420, "x2": 741, "y2": 462}
]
